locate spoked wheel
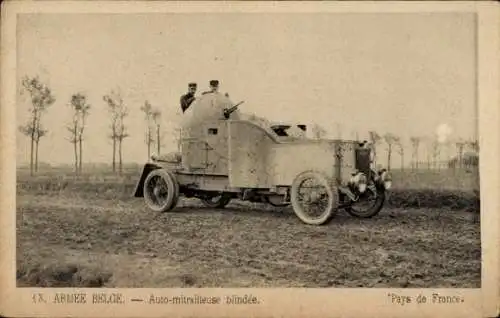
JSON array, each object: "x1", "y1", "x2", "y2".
[
  {"x1": 201, "y1": 192, "x2": 232, "y2": 208},
  {"x1": 290, "y1": 171, "x2": 338, "y2": 225},
  {"x1": 143, "y1": 169, "x2": 179, "y2": 212},
  {"x1": 345, "y1": 185, "x2": 386, "y2": 218}
]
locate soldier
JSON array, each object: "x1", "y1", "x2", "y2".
[
  {"x1": 202, "y1": 80, "x2": 220, "y2": 95},
  {"x1": 180, "y1": 82, "x2": 197, "y2": 113}
]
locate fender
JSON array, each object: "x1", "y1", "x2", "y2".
[
  {"x1": 133, "y1": 163, "x2": 162, "y2": 197},
  {"x1": 372, "y1": 168, "x2": 391, "y2": 191}
]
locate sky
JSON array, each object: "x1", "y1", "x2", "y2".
[{"x1": 16, "y1": 12, "x2": 477, "y2": 166}]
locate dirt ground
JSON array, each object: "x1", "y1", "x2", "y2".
[{"x1": 16, "y1": 189, "x2": 481, "y2": 289}]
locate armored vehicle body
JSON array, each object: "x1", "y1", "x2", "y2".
[{"x1": 134, "y1": 91, "x2": 392, "y2": 225}]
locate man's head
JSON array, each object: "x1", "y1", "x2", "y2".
[
  {"x1": 188, "y1": 82, "x2": 197, "y2": 94},
  {"x1": 209, "y1": 80, "x2": 219, "y2": 92}
]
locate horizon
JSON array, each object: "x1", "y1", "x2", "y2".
[{"x1": 16, "y1": 12, "x2": 478, "y2": 167}]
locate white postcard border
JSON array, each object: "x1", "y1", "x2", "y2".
[{"x1": 1, "y1": 2, "x2": 498, "y2": 318}]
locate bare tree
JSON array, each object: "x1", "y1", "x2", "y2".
[
  {"x1": 68, "y1": 93, "x2": 91, "y2": 174},
  {"x1": 440, "y1": 140, "x2": 451, "y2": 165},
  {"x1": 466, "y1": 139, "x2": 479, "y2": 169},
  {"x1": 383, "y1": 133, "x2": 399, "y2": 171},
  {"x1": 140, "y1": 100, "x2": 155, "y2": 159},
  {"x1": 19, "y1": 124, "x2": 49, "y2": 174},
  {"x1": 455, "y1": 138, "x2": 466, "y2": 169},
  {"x1": 368, "y1": 131, "x2": 382, "y2": 167},
  {"x1": 103, "y1": 93, "x2": 118, "y2": 172},
  {"x1": 396, "y1": 138, "x2": 405, "y2": 171},
  {"x1": 34, "y1": 126, "x2": 48, "y2": 173},
  {"x1": 424, "y1": 137, "x2": 432, "y2": 170},
  {"x1": 409, "y1": 136, "x2": 421, "y2": 170},
  {"x1": 66, "y1": 101, "x2": 80, "y2": 174},
  {"x1": 431, "y1": 138, "x2": 441, "y2": 170},
  {"x1": 152, "y1": 109, "x2": 162, "y2": 155},
  {"x1": 78, "y1": 101, "x2": 90, "y2": 174},
  {"x1": 103, "y1": 90, "x2": 129, "y2": 174},
  {"x1": 468, "y1": 139, "x2": 479, "y2": 153},
  {"x1": 18, "y1": 75, "x2": 55, "y2": 175},
  {"x1": 117, "y1": 107, "x2": 129, "y2": 175}
]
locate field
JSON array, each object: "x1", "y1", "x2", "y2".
[{"x1": 16, "y1": 166, "x2": 481, "y2": 288}]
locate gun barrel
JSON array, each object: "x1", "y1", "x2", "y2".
[{"x1": 225, "y1": 101, "x2": 244, "y2": 114}]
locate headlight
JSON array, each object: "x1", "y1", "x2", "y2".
[
  {"x1": 150, "y1": 152, "x2": 157, "y2": 161},
  {"x1": 379, "y1": 170, "x2": 392, "y2": 189},
  {"x1": 349, "y1": 172, "x2": 368, "y2": 193}
]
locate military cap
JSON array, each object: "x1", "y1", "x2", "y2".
[
  {"x1": 209, "y1": 80, "x2": 219, "y2": 87},
  {"x1": 188, "y1": 82, "x2": 197, "y2": 87}
]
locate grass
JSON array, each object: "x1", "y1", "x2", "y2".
[
  {"x1": 17, "y1": 164, "x2": 479, "y2": 187},
  {"x1": 16, "y1": 193, "x2": 481, "y2": 288},
  {"x1": 17, "y1": 261, "x2": 112, "y2": 288},
  {"x1": 15, "y1": 166, "x2": 481, "y2": 288},
  {"x1": 16, "y1": 167, "x2": 480, "y2": 211},
  {"x1": 391, "y1": 168, "x2": 479, "y2": 191}
]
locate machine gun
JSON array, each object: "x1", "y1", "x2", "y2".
[{"x1": 223, "y1": 101, "x2": 245, "y2": 119}]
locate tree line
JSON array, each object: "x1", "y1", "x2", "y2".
[
  {"x1": 366, "y1": 131, "x2": 478, "y2": 171},
  {"x1": 310, "y1": 125, "x2": 478, "y2": 171},
  {"x1": 18, "y1": 75, "x2": 164, "y2": 176},
  {"x1": 19, "y1": 75, "x2": 479, "y2": 176}
]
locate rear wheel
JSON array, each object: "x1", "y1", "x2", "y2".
[
  {"x1": 290, "y1": 171, "x2": 338, "y2": 225},
  {"x1": 143, "y1": 169, "x2": 179, "y2": 212},
  {"x1": 201, "y1": 192, "x2": 232, "y2": 208}
]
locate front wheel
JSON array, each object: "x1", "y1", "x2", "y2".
[
  {"x1": 290, "y1": 171, "x2": 339, "y2": 225},
  {"x1": 201, "y1": 192, "x2": 232, "y2": 208},
  {"x1": 345, "y1": 186, "x2": 386, "y2": 218}
]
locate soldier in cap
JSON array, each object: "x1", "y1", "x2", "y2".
[
  {"x1": 180, "y1": 82, "x2": 197, "y2": 113},
  {"x1": 202, "y1": 80, "x2": 220, "y2": 95}
]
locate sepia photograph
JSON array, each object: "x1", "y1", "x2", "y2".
[
  {"x1": 14, "y1": 9, "x2": 482, "y2": 289},
  {"x1": 1, "y1": 1, "x2": 499, "y2": 318}
]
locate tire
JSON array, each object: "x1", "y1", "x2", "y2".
[
  {"x1": 345, "y1": 187, "x2": 386, "y2": 218},
  {"x1": 143, "y1": 169, "x2": 180, "y2": 212},
  {"x1": 201, "y1": 192, "x2": 232, "y2": 208},
  {"x1": 290, "y1": 171, "x2": 339, "y2": 225}
]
